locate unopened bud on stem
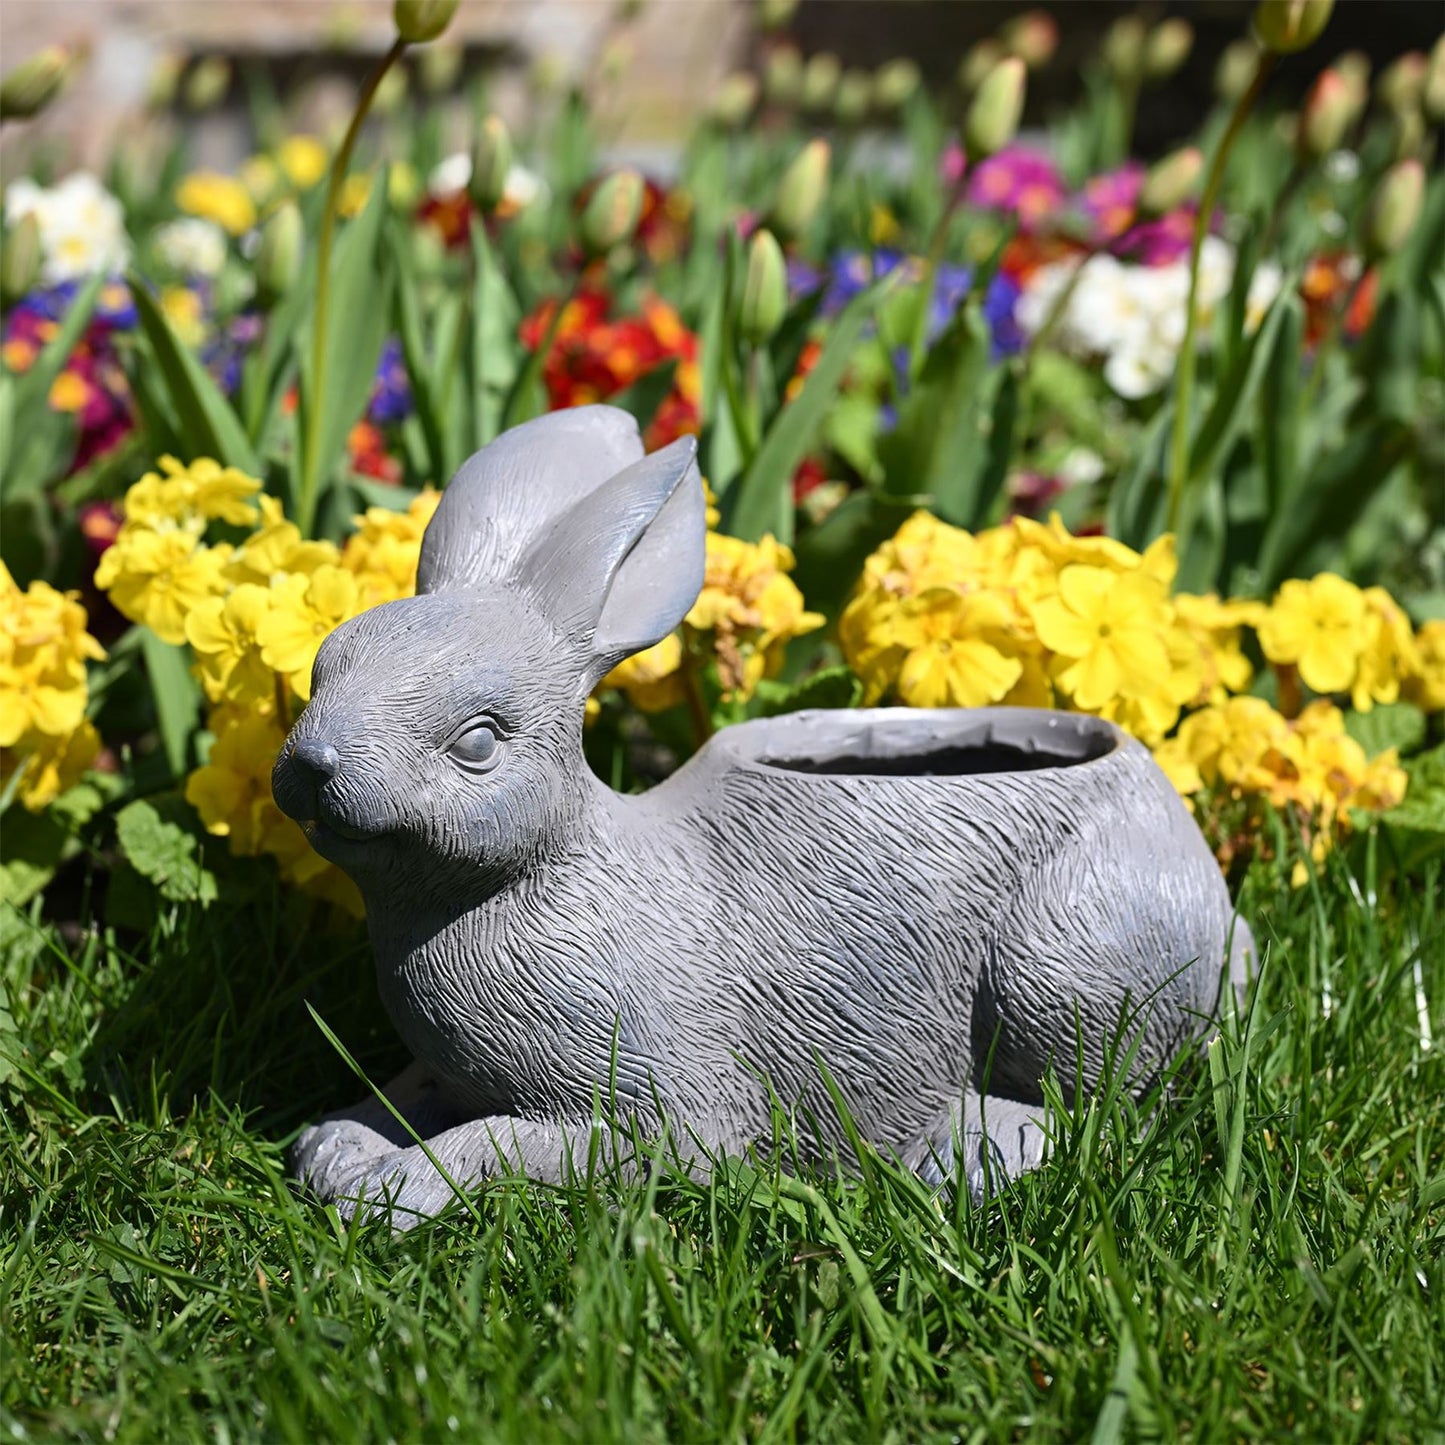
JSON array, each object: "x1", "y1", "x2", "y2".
[
  {"x1": 255, "y1": 200, "x2": 302, "y2": 306},
  {"x1": 0, "y1": 46, "x2": 73, "y2": 121},
  {"x1": 1365, "y1": 158, "x2": 1424, "y2": 259},
  {"x1": 1, "y1": 213, "x2": 41, "y2": 303},
  {"x1": 1102, "y1": 16, "x2": 1146, "y2": 83},
  {"x1": 965, "y1": 56, "x2": 1025, "y2": 161},
  {"x1": 393, "y1": 0, "x2": 459, "y2": 45},
  {"x1": 1215, "y1": 39, "x2": 1261, "y2": 103},
  {"x1": 1426, "y1": 35, "x2": 1445, "y2": 124},
  {"x1": 1144, "y1": 19, "x2": 1194, "y2": 81},
  {"x1": 738, "y1": 228, "x2": 787, "y2": 345},
  {"x1": 871, "y1": 58, "x2": 920, "y2": 113},
  {"x1": 1138, "y1": 146, "x2": 1203, "y2": 218},
  {"x1": 770, "y1": 138, "x2": 830, "y2": 240},
  {"x1": 1000, "y1": 10, "x2": 1058, "y2": 71},
  {"x1": 470, "y1": 114, "x2": 512, "y2": 213},
  {"x1": 1377, "y1": 51, "x2": 1427, "y2": 115},
  {"x1": 799, "y1": 52, "x2": 840, "y2": 113},
  {"x1": 1296, "y1": 69, "x2": 1352, "y2": 160},
  {"x1": 1252, "y1": 0, "x2": 1334, "y2": 56},
  {"x1": 579, "y1": 169, "x2": 644, "y2": 257},
  {"x1": 711, "y1": 72, "x2": 759, "y2": 127}
]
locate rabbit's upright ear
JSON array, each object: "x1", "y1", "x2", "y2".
[
  {"x1": 519, "y1": 436, "x2": 705, "y2": 688},
  {"x1": 417, "y1": 405, "x2": 645, "y2": 594}
]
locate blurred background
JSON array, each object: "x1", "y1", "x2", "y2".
[{"x1": 4, "y1": 0, "x2": 1440, "y2": 177}]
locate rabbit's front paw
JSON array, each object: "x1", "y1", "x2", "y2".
[{"x1": 292, "y1": 1117, "x2": 397, "y2": 1197}]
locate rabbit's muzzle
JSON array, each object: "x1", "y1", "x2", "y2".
[{"x1": 273, "y1": 733, "x2": 390, "y2": 856}]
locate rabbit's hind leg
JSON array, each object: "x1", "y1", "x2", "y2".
[{"x1": 912, "y1": 1091, "x2": 1048, "y2": 1201}]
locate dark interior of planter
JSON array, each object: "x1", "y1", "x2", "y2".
[{"x1": 761, "y1": 740, "x2": 1107, "y2": 777}]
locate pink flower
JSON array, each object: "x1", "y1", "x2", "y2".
[
  {"x1": 965, "y1": 146, "x2": 1065, "y2": 230},
  {"x1": 1081, "y1": 163, "x2": 1144, "y2": 243}
]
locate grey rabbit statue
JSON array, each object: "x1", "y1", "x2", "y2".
[{"x1": 275, "y1": 404, "x2": 1253, "y2": 1224}]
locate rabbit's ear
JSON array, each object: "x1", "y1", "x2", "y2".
[
  {"x1": 417, "y1": 405, "x2": 645, "y2": 594},
  {"x1": 518, "y1": 436, "x2": 705, "y2": 686}
]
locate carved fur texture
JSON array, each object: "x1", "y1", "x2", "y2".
[{"x1": 275, "y1": 406, "x2": 1251, "y2": 1225}]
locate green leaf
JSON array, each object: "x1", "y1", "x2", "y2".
[
  {"x1": 725, "y1": 279, "x2": 880, "y2": 545},
  {"x1": 1105, "y1": 402, "x2": 1173, "y2": 550},
  {"x1": 469, "y1": 219, "x2": 520, "y2": 452},
  {"x1": 0, "y1": 807, "x2": 74, "y2": 908},
  {"x1": 140, "y1": 631, "x2": 201, "y2": 782},
  {"x1": 1378, "y1": 743, "x2": 1445, "y2": 870},
  {"x1": 755, "y1": 665, "x2": 863, "y2": 717},
  {"x1": 1257, "y1": 293, "x2": 1303, "y2": 514},
  {"x1": 126, "y1": 275, "x2": 261, "y2": 475},
  {"x1": 792, "y1": 489, "x2": 916, "y2": 619},
  {"x1": 114, "y1": 796, "x2": 217, "y2": 905},
  {"x1": 1344, "y1": 703, "x2": 1427, "y2": 760}
]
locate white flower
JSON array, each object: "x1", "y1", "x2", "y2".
[
  {"x1": 1323, "y1": 150, "x2": 1360, "y2": 184},
  {"x1": 1245, "y1": 260, "x2": 1284, "y2": 332},
  {"x1": 4, "y1": 171, "x2": 130, "y2": 283},
  {"x1": 1104, "y1": 339, "x2": 1175, "y2": 399},
  {"x1": 152, "y1": 217, "x2": 228, "y2": 278},
  {"x1": 1058, "y1": 446, "x2": 1106, "y2": 486},
  {"x1": 427, "y1": 152, "x2": 547, "y2": 212}
]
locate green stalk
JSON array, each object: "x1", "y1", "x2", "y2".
[
  {"x1": 297, "y1": 36, "x2": 407, "y2": 537},
  {"x1": 1165, "y1": 53, "x2": 1276, "y2": 538}
]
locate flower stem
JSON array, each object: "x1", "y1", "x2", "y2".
[
  {"x1": 298, "y1": 36, "x2": 407, "y2": 538},
  {"x1": 1165, "y1": 52, "x2": 1276, "y2": 539}
]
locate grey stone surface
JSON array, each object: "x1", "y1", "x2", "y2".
[{"x1": 275, "y1": 405, "x2": 1253, "y2": 1225}]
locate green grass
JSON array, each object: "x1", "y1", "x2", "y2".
[{"x1": 2, "y1": 846, "x2": 1443, "y2": 1443}]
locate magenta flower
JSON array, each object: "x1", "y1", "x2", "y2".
[
  {"x1": 1113, "y1": 205, "x2": 1200, "y2": 267},
  {"x1": 1081, "y1": 163, "x2": 1144, "y2": 243},
  {"x1": 965, "y1": 146, "x2": 1065, "y2": 230}
]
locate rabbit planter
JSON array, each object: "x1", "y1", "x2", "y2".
[{"x1": 276, "y1": 405, "x2": 1252, "y2": 1225}]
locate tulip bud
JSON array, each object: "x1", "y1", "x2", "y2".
[
  {"x1": 1377, "y1": 51, "x2": 1427, "y2": 115},
  {"x1": 579, "y1": 169, "x2": 644, "y2": 257},
  {"x1": 1137, "y1": 146, "x2": 1203, "y2": 217},
  {"x1": 800, "y1": 52, "x2": 841, "y2": 112},
  {"x1": 1102, "y1": 16, "x2": 1146, "y2": 83},
  {"x1": 1215, "y1": 39, "x2": 1261, "y2": 103},
  {"x1": 145, "y1": 50, "x2": 184, "y2": 112},
  {"x1": 1144, "y1": 18, "x2": 1194, "y2": 82},
  {"x1": 758, "y1": 0, "x2": 800, "y2": 32},
  {"x1": 0, "y1": 46, "x2": 73, "y2": 122},
  {"x1": 958, "y1": 39, "x2": 1003, "y2": 94},
  {"x1": 738, "y1": 228, "x2": 787, "y2": 345},
  {"x1": 1388, "y1": 106, "x2": 1425, "y2": 164},
  {"x1": 711, "y1": 72, "x2": 759, "y2": 127},
  {"x1": 1296, "y1": 69, "x2": 1353, "y2": 160},
  {"x1": 1, "y1": 213, "x2": 42, "y2": 305},
  {"x1": 255, "y1": 200, "x2": 302, "y2": 307},
  {"x1": 470, "y1": 114, "x2": 512, "y2": 213},
  {"x1": 871, "y1": 58, "x2": 920, "y2": 113},
  {"x1": 1333, "y1": 49, "x2": 1370, "y2": 96},
  {"x1": 1426, "y1": 35, "x2": 1445, "y2": 124},
  {"x1": 769, "y1": 138, "x2": 830, "y2": 241},
  {"x1": 184, "y1": 55, "x2": 231, "y2": 112},
  {"x1": 393, "y1": 0, "x2": 459, "y2": 44},
  {"x1": 1253, "y1": 0, "x2": 1334, "y2": 56},
  {"x1": 834, "y1": 69, "x2": 871, "y2": 125},
  {"x1": 965, "y1": 57, "x2": 1025, "y2": 161},
  {"x1": 1365, "y1": 158, "x2": 1424, "y2": 259},
  {"x1": 419, "y1": 39, "x2": 463, "y2": 94},
  {"x1": 1000, "y1": 10, "x2": 1059, "y2": 71},
  {"x1": 763, "y1": 45, "x2": 803, "y2": 106}
]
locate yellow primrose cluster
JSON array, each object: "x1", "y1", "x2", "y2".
[
  {"x1": 0, "y1": 563, "x2": 106, "y2": 811},
  {"x1": 1154, "y1": 698, "x2": 1407, "y2": 881},
  {"x1": 603, "y1": 532, "x2": 823, "y2": 711},
  {"x1": 96, "y1": 456, "x2": 440, "y2": 909},
  {"x1": 840, "y1": 510, "x2": 1256, "y2": 746}
]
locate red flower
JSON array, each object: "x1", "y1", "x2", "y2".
[{"x1": 1301, "y1": 252, "x2": 1377, "y2": 347}]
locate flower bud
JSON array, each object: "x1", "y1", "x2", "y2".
[
  {"x1": 1387, "y1": 106, "x2": 1425, "y2": 164},
  {"x1": 1376, "y1": 51, "x2": 1427, "y2": 115},
  {"x1": 393, "y1": 0, "x2": 459, "y2": 44},
  {"x1": 0, "y1": 46, "x2": 73, "y2": 122},
  {"x1": 1000, "y1": 11, "x2": 1058, "y2": 71},
  {"x1": 711, "y1": 72, "x2": 759, "y2": 127},
  {"x1": 1102, "y1": 16, "x2": 1146, "y2": 83},
  {"x1": 738, "y1": 228, "x2": 787, "y2": 345},
  {"x1": 1426, "y1": 35, "x2": 1445, "y2": 124},
  {"x1": 1296, "y1": 69, "x2": 1353, "y2": 159},
  {"x1": 184, "y1": 55, "x2": 231, "y2": 112},
  {"x1": 763, "y1": 45, "x2": 803, "y2": 106},
  {"x1": 578, "y1": 169, "x2": 644, "y2": 257},
  {"x1": 255, "y1": 200, "x2": 302, "y2": 307},
  {"x1": 758, "y1": 0, "x2": 800, "y2": 32},
  {"x1": 1144, "y1": 18, "x2": 1194, "y2": 82},
  {"x1": 770, "y1": 138, "x2": 830, "y2": 241},
  {"x1": 965, "y1": 57, "x2": 1025, "y2": 161},
  {"x1": 800, "y1": 52, "x2": 841, "y2": 113},
  {"x1": 1, "y1": 213, "x2": 42, "y2": 305},
  {"x1": 834, "y1": 68, "x2": 872, "y2": 125},
  {"x1": 1136, "y1": 146, "x2": 1203, "y2": 218},
  {"x1": 1332, "y1": 48, "x2": 1370, "y2": 94},
  {"x1": 1252, "y1": 0, "x2": 1334, "y2": 56},
  {"x1": 470, "y1": 114, "x2": 512, "y2": 213},
  {"x1": 1365, "y1": 158, "x2": 1424, "y2": 259},
  {"x1": 1215, "y1": 39, "x2": 1261, "y2": 103},
  {"x1": 958, "y1": 39, "x2": 1003, "y2": 94},
  {"x1": 871, "y1": 58, "x2": 920, "y2": 113},
  {"x1": 145, "y1": 50, "x2": 184, "y2": 111},
  {"x1": 420, "y1": 39, "x2": 463, "y2": 94}
]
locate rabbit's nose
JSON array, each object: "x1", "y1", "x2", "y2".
[{"x1": 291, "y1": 737, "x2": 341, "y2": 787}]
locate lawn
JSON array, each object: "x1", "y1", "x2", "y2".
[{"x1": 3, "y1": 846, "x2": 1442, "y2": 1442}]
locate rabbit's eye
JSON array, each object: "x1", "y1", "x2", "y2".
[{"x1": 449, "y1": 721, "x2": 502, "y2": 772}]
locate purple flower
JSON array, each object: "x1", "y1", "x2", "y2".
[
  {"x1": 982, "y1": 271, "x2": 1024, "y2": 358},
  {"x1": 965, "y1": 146, "x2": 1066, "y2": 231},
  {"x1": 368, "y1": 337, "x2": 413, "y2": 425}
]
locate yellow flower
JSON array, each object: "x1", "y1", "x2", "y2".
[
  {"x1": 95, "y1": 531, "x2": 230, "y2": 646},
  {"x1": 1029, "y1": 564, "x2": 1171, "y2": 710},
  {"x1": 256, "y1": 565, "x2": 360, "y2": 701},
  {"x1": 120, "y1": 455, "x2": 262, "y2": 535},
  {"x1": 160, "y1": 286, "x2": 206, "y2": 346},
  {"x1": 239, "y1": 155, "x2": 281, "y2": 205},
  {"x1": 1404, "y1": 619, "x2": 1445, "y2": 713},
  {"x1": 340, "y1": 490, "x2": 439, "y2": 608},
  {"x1": 1173, "y1": 593, "x2": 1262, "y2": 704},
  {"x1": 186, "y1": 711, "x2": 293, "y2": 854},
  {"x1": 891, "y1": 588, "x2": 1025, "y2": 709},
  {"x1": 3, "y1": 721, "x2": 101, "y2": 811},
  {"x1": 176, "y1": 171, "x2": 256, "y2": 236},
  {"x1": 603, "y1": 634, "x2": 686, "y2": 712},
  {"x1": 185, "y1": 584, "x2": 276, "y2": 705},
  {"x1": 1351, "y1": 586, "x2": 1421, "y2": 712},
  {"x1": 277, "y1": 134, "x2": 328, "y2": 190},
  {"x1": 225, "y1": 496, "x2": 339, "y2": 587},
  {"x1": 0, "y1": 659, "x2": 87, "y2": 745},
  {"x1": 338, "y1": 172, "x2": 373, "y2": 219},
  {"x1": 1257, "y1": 573, "x2": 1366, "y2": 695}
]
